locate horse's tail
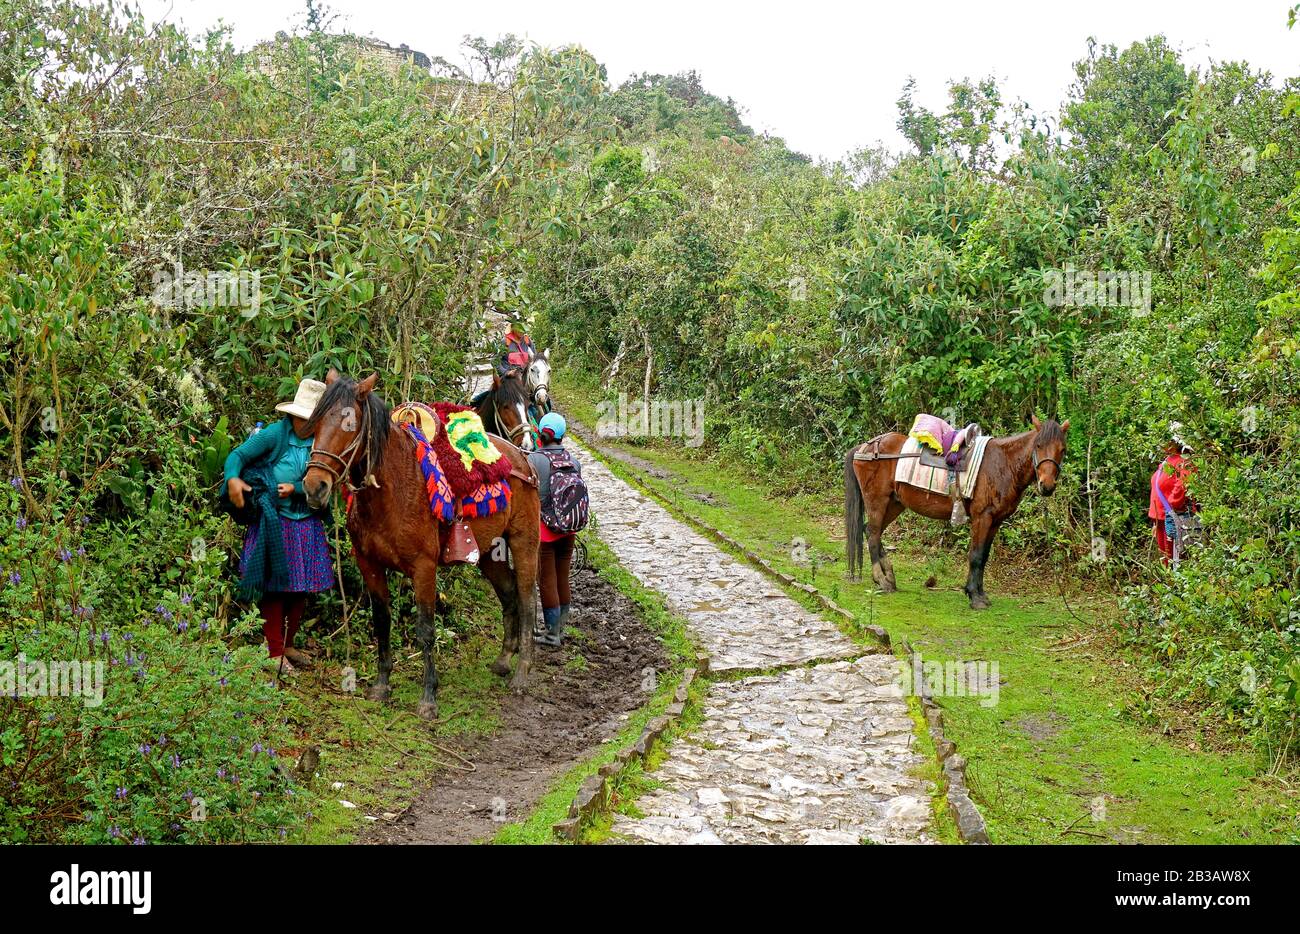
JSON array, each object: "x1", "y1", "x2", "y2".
[{"x1": 844, "y1": 445, "x2": 864, "y2": 580}]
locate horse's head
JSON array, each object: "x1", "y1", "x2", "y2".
[
  {"x1": 527, "y1": 349, "x2": 551, "y2": 407},
  {"x1": 490, "y1": 370, "x2": 536, "y2": 451},
  {"x1": 302, "y1": 368, "x2": 388, "y2": 508},
  {"x1": 1030, "y1": 415, "x2": 1069, "y2": 496}
]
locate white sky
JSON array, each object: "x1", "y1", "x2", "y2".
[{"x1": 136, "y1": 0, "x2": 1300, "y2": 161}]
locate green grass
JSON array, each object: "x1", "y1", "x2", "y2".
[
  {"x1": 557, "y1": 372, "x2": 1300, "y2": 845},
  {"x1": 295, "y1": 629, "x2": 512, "y2": 844}
]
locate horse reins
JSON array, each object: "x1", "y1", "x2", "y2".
[{"x1": 309, "y1": 399, "x2": 378, "y2": 494}]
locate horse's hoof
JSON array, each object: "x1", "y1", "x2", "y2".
[
  {"x1": 509, "y1": 664, "x2": 531, "y2": 694},
  {"x1": 365, "y1": 684, "x2": 390, "y2": 703},
  {"x1": 969, "y1": 595, "x2": 991, "y2": 610},
  {"x1": 415, "y1": 700, "x2": 439, "y2": 721},
  {"x1": 489, "y1": 657, "x2": 512, "y2": 677}
]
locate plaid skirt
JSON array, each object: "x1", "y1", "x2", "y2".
[{"x1": 239, "y1": 515, "x2": 334, "y2": 594}]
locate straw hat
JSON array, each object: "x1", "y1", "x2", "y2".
[{"x1": 275, "y1": 378, "x2": 326, "y2": 420}]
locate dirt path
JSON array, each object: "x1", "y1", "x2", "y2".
[
  {"x1": 571, "y1": 438, "x2": 937, "y2": 844},
  {"x1": 360, "y1": 566, "x2": 666, "y2": 844}
]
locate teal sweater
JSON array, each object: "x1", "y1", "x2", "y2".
[{"x1": 223, "y1": 419, "x2": 316, "y2": 521}]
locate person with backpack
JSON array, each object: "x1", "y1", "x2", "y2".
[
  {"x1": 223, "y1": 378, "x2": 334, "y2": 673},
  {"x1": 527, "y1": 412, "x2": 589, "y2": 647}
]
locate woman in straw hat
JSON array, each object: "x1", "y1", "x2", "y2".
[{"x1": 224, "y1": 378, "x2": 334, "y2": 672}]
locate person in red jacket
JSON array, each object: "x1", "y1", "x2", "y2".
[{"x1": 1149, "y1": 426, "x2": 1196, "y2": 564}]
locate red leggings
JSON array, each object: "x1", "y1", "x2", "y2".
[
  {"x1": 538, "y1": 537, "x2": 574, "y2": 610},
  {"x1": 260, "y1": 593, "x2": 307, "y2": 658}
]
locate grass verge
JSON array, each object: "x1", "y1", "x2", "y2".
[{"x1": 556, "y1": 372, "x2": 1299, "y2": 845}]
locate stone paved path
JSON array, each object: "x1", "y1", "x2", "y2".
[{"x1": 571, "y1": 441, "x2": 936, "y2": 844}]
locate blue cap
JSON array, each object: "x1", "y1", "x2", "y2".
[{"x1": 538, "y1": 412, "x2": 566, "y2": 441}]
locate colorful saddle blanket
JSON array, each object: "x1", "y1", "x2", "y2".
[
  {"x1": 392, "y1": 402, "x2": 512, "y2": 521},
  {"x1": 895, "y1": 435, "x2": 991, "y2": 499}
]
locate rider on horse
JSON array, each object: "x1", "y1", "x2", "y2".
[{"x1": 471, "y1": 317, "x2": 551, "y2": 440}]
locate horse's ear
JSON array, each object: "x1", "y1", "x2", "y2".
[
  {"x1": 543, "y1": 348, "x2": 551, "y2": 361},
  {"x1": 1061, "y1": 419, "x2": 1071, "y2": 433},
  {"x1": 356, "y1": 373, "x2": 379, "y2": 398},
  {"x1": 1031, "y1": 414, "x2": 1042, "y2": 430},
  {"x1": 325, "y1": 368, "x2": 340, "y2": 386}
]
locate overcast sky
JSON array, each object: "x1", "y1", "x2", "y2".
[{"x1": 136, "y1": 0, "x2": 1300, "y2": 161}]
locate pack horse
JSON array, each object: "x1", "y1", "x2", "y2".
[
  {"x1": 303, "y1": 369, "x2": 542, "y2": 718},
  {"x1": 845, "y1": 415, "x2": 1069, "y2": 609}
]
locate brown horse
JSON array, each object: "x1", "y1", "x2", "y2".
[
  {"x1": 845, "y1": 416, "x2": 1069, "y2": 609},
  {"x1": 302, "y1": 369, "x2": 541, "y2": 719},
  {"x1": 475, "y1": 369, "x2": 536, "y2": 451}
]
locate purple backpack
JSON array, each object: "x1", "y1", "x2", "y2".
[{"x1": 540, "y1": 448, "x2": 589, "y2": 534}]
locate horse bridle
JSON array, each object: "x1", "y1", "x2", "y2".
[
  {"x1": 492, "y1": 392, "x2": 534, "y2": 446},
  {"x1": 487, "y1": 367, "x2": 537, "y2": 447},
  {"x1": 1032, "y1": 446, "x2": 1061, "y2": 482},
  {"x1": 528, "y1": 363, "x2": 550, "y2": 405},
  {"x1": 308, "y1": 400, "x2": 376, "y2": 494}
]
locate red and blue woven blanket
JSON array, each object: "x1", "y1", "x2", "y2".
[{"x1": 401, "y1": 421, "x2": 511, "y2": 521}]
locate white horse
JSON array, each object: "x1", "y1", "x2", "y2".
[{"x1": 526, "y1": 349, "x2": 551, "y2": 412}]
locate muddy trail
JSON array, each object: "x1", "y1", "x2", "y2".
[{"x1": 359, "y1": 566, "x2": 666, "y2": 844}]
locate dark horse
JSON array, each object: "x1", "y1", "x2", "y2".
[
  {"x1": 303, "y1": 369, "x2": 541, "y2": 718},
  {"x1": 475, "y1": 370, "x2": 536, "y2": 451},
  {"x1": 845, "y1": 416, "x2": 1069, "y2": 609}
]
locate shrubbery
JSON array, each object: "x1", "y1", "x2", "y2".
[{"x1": 531, "y1": 34, "x2": 1300, "y2": 763}]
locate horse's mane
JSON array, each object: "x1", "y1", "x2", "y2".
[
  {"x1": 1036, "y1": 418, "x2": 1065, "y2": 445},
  {"x1": 493, "y1": 371, "x2": 529, "y2": 409},
  {"x1": 304, "y1": 375, "x2": 392, "y2": 474}
]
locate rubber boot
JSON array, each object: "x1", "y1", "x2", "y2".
[{"x1": 535, "y1": 606, "x2": 563, "y2": 647}]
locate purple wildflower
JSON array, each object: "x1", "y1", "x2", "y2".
[
  {"x1": 181, "y1": 592, "x2": 193, "y2": 605},
  {"x1": 7, "y1": 572, "x2": 19, "y2": 586},
  {"x1": 15, "y1": 516, "x2": 27, "y2": 531},
  {"x1": 114, "y1": 786, "x2": 127, "y2": 800},
  {"x1": 108, "y1": 825, "x2": 120, "y2": 838},
  {"x1": 9, "y1": 476, "x2": 22, "y2": 490}
]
